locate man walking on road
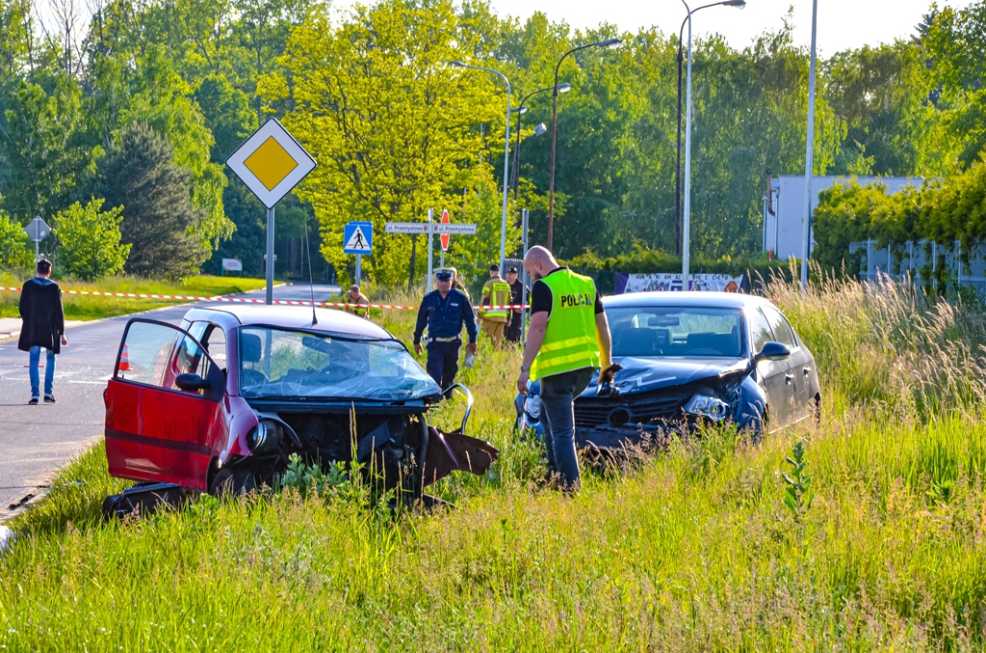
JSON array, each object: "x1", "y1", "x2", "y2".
[
  {"x1": 516, "y1": 246, "x2": 616, "y2": 492},
  {"x1": 413, "y1": 269, "x2": 477, "y2": 392},
  {"x1": 478, "y1": 264, "x2": 512, "y2": 348},
  {"x1": 505, "y1": 266, "x2": 524, "y2": 343},
  {"x1": 18, "y1": 258, "x2": 67, "y2": 405}
]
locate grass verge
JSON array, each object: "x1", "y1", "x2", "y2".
[
  {"x1": 0, "y1": 273, "x2": 268, "y2": 321},
  {"x1": 1, "y1": 276, "x2": 985, "y2": 649}
]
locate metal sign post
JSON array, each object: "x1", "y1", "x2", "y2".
[
  {"x1": 226, "y1": 118, "x2": 317, "y2": 304},
  {"x1": 265, "y1": 207, "x2": 276, "y2": 304},
  {"x1": 521, "y1": 208, "x2": 530, "y2": 340},
  {"x1": 355, "y1": 254, "x2": 362, "y2": 285},
  {"x1": 426, "y1": 208, "x2": 434, "y2": 294}
]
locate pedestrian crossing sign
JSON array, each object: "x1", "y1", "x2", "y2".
[{"x1": 344, "y1": 221, "x2": 373, "y2": 255}]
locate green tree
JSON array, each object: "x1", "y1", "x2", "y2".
[
  {"x1": 98, "y1": 123, "x2": 205, "y2": 279},
  {"x1": 0, "y1": 209, "x2": 32, "y2": 269},
  {"x1": 264, "y1": 0, "x2": 520, "y2": 287},
  {"x1": 53, "y1": 199, "x2": 130, "y2": 280}
]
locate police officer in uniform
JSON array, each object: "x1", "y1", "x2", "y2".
[
  {"x1": 516, "y1": 246, "x2": 617, "y2": 491},
  {"x1": 414, "y1": 269, "x2": 478, "y2": 391}
]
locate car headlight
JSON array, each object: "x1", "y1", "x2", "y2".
[
  {"x1": 683, "y1": 394, "x2": 730, "y2": 421},
  {"x1": 248, "y1": 419, "x2": 283, "y2": 454}
]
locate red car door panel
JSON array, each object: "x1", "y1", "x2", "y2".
[{"x1": 104, "y1": 319, "x2": 228, "y2": 491}]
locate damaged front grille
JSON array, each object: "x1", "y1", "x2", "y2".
[{"x1": 574, "y1": 389, "x2": 690, "y2": 428}]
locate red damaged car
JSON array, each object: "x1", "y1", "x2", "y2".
[{"x1": 101, "y1": 304, "x2": 497, "y2": 515}]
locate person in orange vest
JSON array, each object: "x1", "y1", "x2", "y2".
[
  {"x1": 478, "y1": 264, "x2": 512, "y2": 348},
  {"x1": 341, "y1": 284, "x2": 370, "y2": 318}
]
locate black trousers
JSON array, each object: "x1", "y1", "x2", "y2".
[
  {"x1": 506, "y1": 312, "x2": 522, "y2": 342},
  {"x1": 426, "y1": 340, "x2": 460, "y2": 390}
]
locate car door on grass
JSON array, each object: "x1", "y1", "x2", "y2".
[
  {"x1": 748, "y1": 307, "x2": 794, "y2": 428},
  {"x1": 761, "y1": 305, "x2": 812, "y2": 423},
  {"x1": 103, "y1": 319, "x2": 228, "y2": 490}
]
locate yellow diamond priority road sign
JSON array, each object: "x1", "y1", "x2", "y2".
[{"x1": 227, "y1": 118, "x2": 316, "y2": 208}]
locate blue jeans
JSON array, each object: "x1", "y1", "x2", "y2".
[
  {"x1": 28, "y1": 346, "x2": 56, "y2": 399},
  {"x1": 540, "y1": 367, "x2": 594, "y2": 491}
]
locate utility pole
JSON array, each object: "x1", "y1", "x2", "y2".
[{"x1": 800, "y1": 0, "x2": 819, "y2": 289}]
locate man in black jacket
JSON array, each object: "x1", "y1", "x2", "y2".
[{"x1": 18, "y1": 259, "x2": 67, "y2": 404}]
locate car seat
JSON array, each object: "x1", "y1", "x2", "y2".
[
  {"x1": 616, "y1": 327, "x2": 658, "y2": 355},
  {"x1": 241, "y1": 333, "x2": 262, "y2": 364}
]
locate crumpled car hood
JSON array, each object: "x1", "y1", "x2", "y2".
[{"x1": 580, "y1": 356, "x2": 749, "y2": 398}]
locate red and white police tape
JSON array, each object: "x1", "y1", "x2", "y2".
[{"x1": 0, "y1": 286, "x2": 527, "y2": 312}]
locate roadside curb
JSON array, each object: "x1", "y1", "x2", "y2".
[{"x1": 0, "y1": 434, "x2": 102, "y2": 524}]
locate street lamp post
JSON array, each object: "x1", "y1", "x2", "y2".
[
  {"x1": 512, "y1": 83, "x2": 571, "y2": 202},
  {"x1": 800, "y1": 0, "x2": 819, "y2": 289},
  {"x1": 451, "y1": 61, "x2": 513, "y2": 273},
  {"x1": 547, "y1": 38, "x2": 620, "y2": 251},
  {"x1": 679, "y1": 0, "x2": 745, "y2": 288}
]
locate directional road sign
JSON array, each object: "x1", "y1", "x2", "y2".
[
  {"x1": 439, "y1": 209, "x2": 452, "y2": 252},
  {"x1": 226, "y1": 118, "x2": 316, "y2": 209},
  {"x1": 385, "y1": 222, "x2": 477, "y2": 235},
  {"x1": 24, "y1": 217, "x2": 50, "y2": 242},
  {"x1": 344, "y1": 222, "x2": 373, "y2": 255}
]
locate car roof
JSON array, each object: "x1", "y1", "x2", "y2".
[
  {"x1": 602, "y1": 291, "x2": 774, "y2": 311},
  {"x1": 184, "y1": 304, "x2": 393, "y2": 339}
]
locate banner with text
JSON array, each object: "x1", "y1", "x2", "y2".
[{"x1": 616, "y1": 272, "x2": 745, "y2": 294}]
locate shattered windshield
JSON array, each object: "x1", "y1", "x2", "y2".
[
  {"x1": 238, "y1": 326, "x2": 440, "y2": 401},
  {"x1": 607, "y1": 306, "x2": 746, "y2": 358}
]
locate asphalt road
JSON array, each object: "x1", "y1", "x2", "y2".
[{"x1": 0, "y1": 283, "x2": 338, "y2": 518}]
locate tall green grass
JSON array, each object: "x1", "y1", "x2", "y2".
[
  {"x1": 0, "y1": 273, "x2": 267, "y2": 321},
  {"x1": 1, "y1": 276, "x2": 985, "y2": 650}
]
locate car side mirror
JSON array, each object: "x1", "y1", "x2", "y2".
[
  {"x1": 755, "y1": 341, "x2": 791, "y2": 363},
  {"x1": 176, "y1": 372, "x2": 211, "y2": 393}
]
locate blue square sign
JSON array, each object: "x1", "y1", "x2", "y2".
[{"x1": 343, "y1": 221, "x2": 372, "y2": 255}]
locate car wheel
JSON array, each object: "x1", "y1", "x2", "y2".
[
  {"x1": 738, "y1": 403, "x2": 765, "y2": 444},
  {"x1": 210, "y1": 467, "x2": 258, "y2": 497}
]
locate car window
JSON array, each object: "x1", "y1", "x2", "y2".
[
  {"x1": 762, "y1": 305, "x2": 798, "y2": 348},
  {"x1": 202, "y1": 325, "x2": 227, "y2": 371},
  {"x1": 117, "y1": 320, "x2": 213, "y2": 392},
  {"x1": 606, "y1": 306, "x2": 745, "y2": 358},
  {"x1": 748, "y1": 308, "x2": 775, "y2": 353}
]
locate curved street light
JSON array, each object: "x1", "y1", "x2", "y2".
[
  {"x1": 675, "y1": 0, "x2": 747, "y2": 256},
  {"x1": 547, "y1": 38, "x2": 621, "y2": 251},
  {"x1": 679, "y1": 0, "x2": 746, "y2": 287},
  {"x1": 450, "y1": 60, "x2": 513, "y2": 273},
  {"x1": 513, "y1": 83, "x2": 571, "y2": 201}
]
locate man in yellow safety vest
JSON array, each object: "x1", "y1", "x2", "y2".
[
  {"x1": 516, "y1": 246, "x2": 617, "y2": 491},
  {"x1": 479, "y1": 264, "x2": 512, "y2": 348}
]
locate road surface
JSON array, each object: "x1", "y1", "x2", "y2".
[{"x1": 0, "y1": 283, "x2": 338, "y2": 519}]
